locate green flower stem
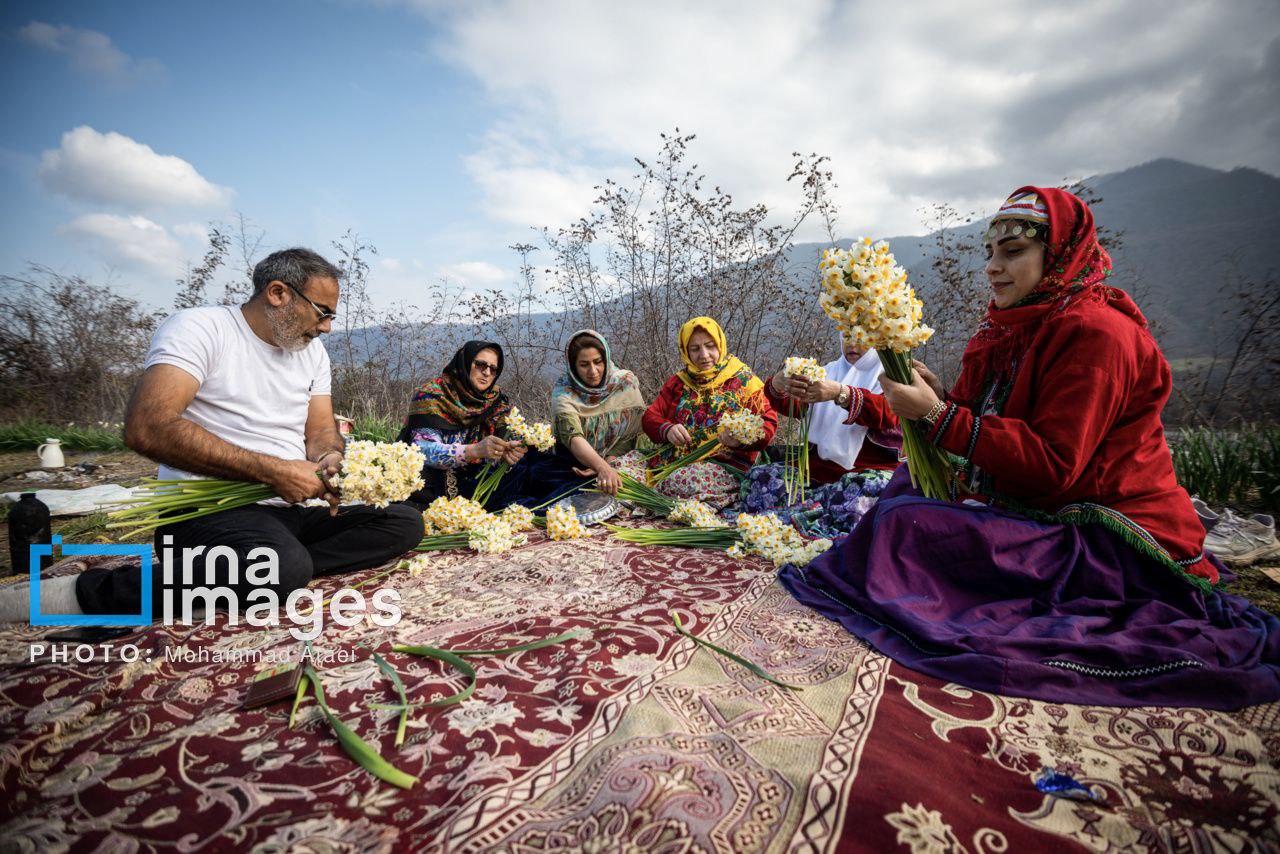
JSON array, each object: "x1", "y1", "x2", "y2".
[
  {"x1": 649, "y1": 439, "x2": 724, "y2": 485},
  {"x1": 391, "y1": 630, "x2": 579, "y2": 709},
  {"x1": 301, "y1": 664, "x2": 419, "y2": 790},
  {"x1": 671, "y1": 611, "x2": 802, "y2": 691},
  {"x1": 414, "y1": 534, "x2": 471, "y2": 551},
  {"x1": 370, "y1": 651, "x2": 410, "y2": 746},
  {"x1": 390, "y1": 645, "x2": 478, "y2": 707},
  {"x1": 530, "y1": 478, "x2": 596, "y2": 512},
  {"x1": 288, "y1": 672, "x2": 309, "y2": 729},
  {"x1": 106, "y1": 479, "x2": 278, "y2": 537},
  {"x1": 471, "y1": 460, "x2": 511, "y2": 507},
  {"x1": 799, "y1": 411, "x2": 812, "y2": 494},
  {"x1": 594, "y1": 471, "x2": 675, "y2": 515},
  {"x1": 604, "y1": 524, "x2": 741, "y2": 549},
  {"x1": 877, "y1": 348, "x2": 953, "y2": 500},
  {"x1": 447, "y1": 628, "x2": 583, "y2": 657}
]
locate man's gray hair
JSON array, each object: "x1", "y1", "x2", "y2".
[{"x1": 252, "y1": 248, "x2": 342, "y2": 296}]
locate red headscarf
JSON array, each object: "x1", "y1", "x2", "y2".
[{"x1": 951, "y1": 186, "x2": 1146, "y2": 407}]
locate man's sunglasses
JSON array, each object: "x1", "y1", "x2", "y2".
[
  {"x1": 472, "y1": 361, "x2": 500, "y2": 375},
  {"x1": 282, "y1": 281, "x2": 337, "y2": 322}
]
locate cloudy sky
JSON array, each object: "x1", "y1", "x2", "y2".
[{"x1": 1, "y1": 0, "x2": 1276, "y2": 309}]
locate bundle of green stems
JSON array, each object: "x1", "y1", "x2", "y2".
[
  {"x1": 647, "y1": 438, "x2": 724, "y2": 485},
  {"x1": 781, "y1": 400, "x2": 813, "y2": 505},
  {"x1": 594, "y1": 471, "x2": 676, "y2": 515},
  {"x1": 106, "y1": 478, "x2": 277, "y2": 538},
  {"x1": 877, "y1": 348, "x2": 953, "y2": 499},
  {"x1": 604, "y1": 523, "x2": 740, "y2": 549}
]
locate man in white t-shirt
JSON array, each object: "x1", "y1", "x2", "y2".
[{"x1": 24, "y1": 248, "x2": 424, "y2": 621}]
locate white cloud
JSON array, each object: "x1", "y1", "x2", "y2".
[
  {"x1": 172, "y1": 222, "x2": 210, "y2": 242},
  {"x1": 380, "y1": 257, "x2": 403, "y2": 272},
  {"x1": 18, "y1": 21, "x2": 162, "y2": 85},
  {"x1": 60, "y1": 213, "x2": 185, "y2": 274},
  {"x1": 463, "y1": 130, "x2": 607, "y2": 228},
  {"x1": 437, "y1": 260, "x2": 508, "y2": 287},
  {"x1": 40, "y1": 126, "x2": 232, "y2": 210},
  {"x1": 419, "y1": 0, "x2": 1279, "y2": 237}
]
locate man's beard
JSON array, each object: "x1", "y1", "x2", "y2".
[{"x1": 266, "y1": 304, "x2": 313, "y2": 352}]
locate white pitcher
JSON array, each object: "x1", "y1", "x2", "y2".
[{"x1": 37, "y1": 438, "x2": 65, "y2": 468}]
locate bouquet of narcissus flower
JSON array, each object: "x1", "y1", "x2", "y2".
[
  {"x1": 415, "y1": 495, "x2": 534, "y2": 554},
  {"x1": 107, "y1": 441, "x2": 426, "y2": 537},
  {"x1": 781, "y1": 356, "x2": 825, "y2": 504},
  {"x1": 334, "y1": 441, "x2": 427, "y2": 508},
  {"x1": 472, "y1": 406, "x2": 555, "y2": 507},
  {"x1": 667, "y1": 498, "x2": 728, "y2": 529},
  {"x1": 649, "y1": 409, "x2": 765, "y2": 485},
  {"x1": 727, "y1": 512, "x2": 832, "y2": 567},
  {"x1": 545, "y1": 503, "x2": 589, "y2": 540},
  {"x1": 818, "y1": 239, "x2": 952, "y2": 499}
]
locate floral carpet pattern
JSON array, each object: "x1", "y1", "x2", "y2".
[{"x1": 0, "y1": 526, "x2": 1277, "y2": 852}]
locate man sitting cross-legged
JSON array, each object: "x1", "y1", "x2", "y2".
[{"x1": 0, "y1": 247, "x2": 423, "y2": 623}]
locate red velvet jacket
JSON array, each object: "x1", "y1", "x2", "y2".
[
  {"x1": 642, "y1": 374, "x2": 777, "y2": 469},
  {"x1": 763, "y1": 377, "x2": 900, "y2": 473},
  {"x1": 925, "y1": 297, "x2": 1214, "y2": 583}
]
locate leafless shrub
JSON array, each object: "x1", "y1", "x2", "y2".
[
  {"x1": 0, "y1": 266, "x2": 158, "y2": 421},
  {"x1": 540, "y1": 131, "x2": 837, "y2": 397}
]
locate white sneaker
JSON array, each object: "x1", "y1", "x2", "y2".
[
  {"x1": 1204, "y1": 510, "x2": 1280, "y2": 565},
  {"x1": 1190, "y1": 496, "x2": 1219, "y2": 533}
]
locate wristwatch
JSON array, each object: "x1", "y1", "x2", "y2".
[{"x1": 836, "y1": 386, "x2": 851, "y2": 407}]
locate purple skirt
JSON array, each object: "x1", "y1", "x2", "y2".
[{"x1": 778, "y1": 468, "x2": 1280, "y2": 709}]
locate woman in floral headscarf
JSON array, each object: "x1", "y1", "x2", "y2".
[
  {"x1": 528, "y1": 329, "x2": 645, "y2": 499},
  {"x1": 779, "y1": 187, "x2": 1279, "y2": 710},
  {"x1": 633, "y1": 316, "x2": 777, "y2": 508},
  {"x1": 397, "y1": 340, "x2": 527, "y2": 507}
]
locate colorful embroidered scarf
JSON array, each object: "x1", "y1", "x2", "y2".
[
  {"x1": 399, "y1": 341, "x2": 512, "y2": 443},
  {"x1": 675, "y1": 317, "x2": 764, "y2": 398},
  {"x1": 952, "y1": 186, "x2": 1147, "y2": 408},
  {"x1": 649, "y1": 317, "x2": 767, "y2": 466},
  {"x1": 550, "y1": 330, "x2": 645, "y2": 455}
]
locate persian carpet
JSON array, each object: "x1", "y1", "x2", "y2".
[{"x1": 0, "y1": 525, "x2": 1277, "y2": 852}]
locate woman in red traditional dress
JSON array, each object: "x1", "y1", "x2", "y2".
[
  {"x1": 779, "y1": 187, "x2": 1279, "y2": 709},
  {"x1": 630, "y1": 316, "x2": 777, "y2": 508}
]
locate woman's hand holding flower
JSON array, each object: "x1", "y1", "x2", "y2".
[
  {"x1": 912, "y1": 359, "x2": 946, "y2": 399},
  {"x1": 665, "y1": 424, "x2": 693, "y2": 448},
  {"x1": 718, "y1": 426, "x2": 744, "y2": 448},
  {"x1": 880, "y1": 369, "x2": 942, "y2": 421}
]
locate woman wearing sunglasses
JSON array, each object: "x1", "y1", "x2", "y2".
[{"x1": 397, "y1": 340, "x2": 527, "y2": 508}]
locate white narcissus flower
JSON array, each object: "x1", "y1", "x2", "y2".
[
  {"x1": 334, "y1": 441, "x2": 426, "y2": 508},
  {"x1": 546, "y1": 504, "x2": 588, "y2": 541},
  {"x1": 468, "y1": 517, "x2": 526, "y2": 554},
  {"x1": 500, "y1": 405, "x2": 555, "y2": 452},
  {"x1": 784, "y1": 356, "x2": 826, "y2": 382},
  {"x1": 499, "y1": 503, "x2": 535, "y2": 532},
  {"x1": 731, "y1": 512, "x2": 831, "y2": 567},
  {"x1": 718, "y1": 410, "x2": 765, "y2": 445},
  {"x1": 667, "y1": 499, "x2": 727, "y2": 529},
  {"x1": 424, "y1": 496, "x2": 489, "y2": 534},
  {"x1": 818, "y1": 240, "x2": 934, "y2": 354}
]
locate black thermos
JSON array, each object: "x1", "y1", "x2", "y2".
[{"x1": 8, "y1": 493, "x2": 52, "y2": 574}]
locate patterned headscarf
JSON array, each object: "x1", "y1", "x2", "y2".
[
  {"x1": 952, "y1": 186, "x2": 1146, "y2": 407},
  {"x1": 675, "y1": 317, "x2": 764, "y2": 397},
  {"x1": 400, "y1": 341, "x2": 512, "y2": 441},
  {"x1": 551, "y1": 330, "x2": 645, "y2": 454}
]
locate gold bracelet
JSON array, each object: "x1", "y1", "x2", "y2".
[{"x1": 921, "y1": 400, "x2": 947, "y2": 426}]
